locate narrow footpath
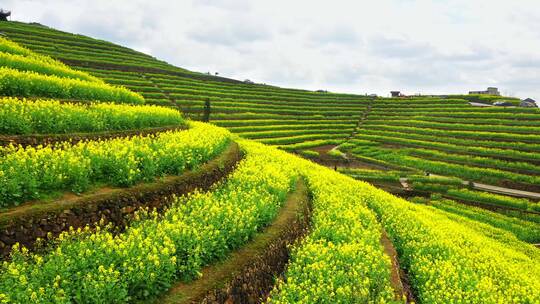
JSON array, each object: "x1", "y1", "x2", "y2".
[{"x1": 158, "y1": 178, "x2": 311, "y2": 304}]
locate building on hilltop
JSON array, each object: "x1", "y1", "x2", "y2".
[
  {"x1": 469, "y1": 87, "x2": 500, "y2": 96},
  {"x1": 521, "y1": 98, "x2": 537, "y2": 108},
  {"x1": 0, "y1": 9, "x2": 10, "y2": 21},
  {"x1": 390, "y1": 91, "x2": 408, "y2": 98}
]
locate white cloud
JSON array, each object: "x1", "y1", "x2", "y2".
[{"x1": 3, "y1": 0, "x2": 540, "y2": 100}]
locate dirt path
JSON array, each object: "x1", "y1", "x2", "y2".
[
  {"x1": 0, "y1": 142, "x2": 242, "y2": 259},
  {"x1": 380, "y1": 229, "x2": 416, "y2": 303},
  {"x1": 0, "y1": 125, "x2": 185, "y2": 147},
  {"x1": 399, "y1": 178, "x2": 412, "y2": 191},
  {"x1": 417, "y1": 174, "x2": 540, "y2": 200},
  {"x1": 305, "y1": 143, "x2": 390, "y2": 170},
  {"x1": 140, "y1": 74, "x2": 181, "y2": 108},
  {"x1": 342, "y1": 99, "x2": 373, "y2": 144},
  {"x1": 470, "y1": 182, "x2": 540, "y2": 200},
  {"x1": 158, "y1": 179, "x2": 311, "y2": 304}
]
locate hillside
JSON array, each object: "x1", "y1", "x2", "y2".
[{"x1": 0, "y1": 21, "x2": 539, "y2": 303}]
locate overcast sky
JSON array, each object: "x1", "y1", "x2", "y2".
[{"x1": 4, "y1": 0, "x2": 540, "y2": 100}]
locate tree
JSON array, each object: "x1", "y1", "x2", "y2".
[
  {"x1": 0, "y1": 9, "x2": 10, "y2": 21},
  {"x1": 202, "y1": 98, "x2": 211, "y2": 122}
]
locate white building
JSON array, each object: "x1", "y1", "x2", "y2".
[{"x1": 469, "y1": 87, "x2": 500, "y2": 96}]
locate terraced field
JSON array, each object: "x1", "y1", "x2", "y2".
[
  {"x1": 0, "y1": 21, "x2": 538, "y2": 303},
  {"x1": 333, "y1": 98, "x2": 540, "y2": 191},
  {"x1": 0, "y1": 21, "x2": 371, "y2": 149}
]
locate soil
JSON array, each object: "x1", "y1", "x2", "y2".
[
  {"x1": 0, "y1": 125, "x2": 186, "y2": 147},
  {"x1": 380, "y1": 229, "x2": 416, "y2": 303},
  {"x1": 498, "y1": 180, "x2": 540, "y2": 194},
  {"x1": 304, "y1": 145, "x2": 385, "y2": 170}
]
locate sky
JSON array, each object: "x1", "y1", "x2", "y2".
[{"x1": 3, "y1": 0, "x2": 540, "y2": 100}]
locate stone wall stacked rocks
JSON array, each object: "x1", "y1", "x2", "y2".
[{"x1": 0, "y1": 141, "x2": 242, "y2": 259}]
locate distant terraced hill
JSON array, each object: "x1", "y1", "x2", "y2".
[{"x1": 0, "y1": 21, "x2": 371, "y2": 148}]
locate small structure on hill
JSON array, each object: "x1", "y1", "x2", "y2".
[
  {"x1": 521, "y1": 98, "x2": 537, "y2": 108},
  {"x1": 243, "y1": 79, "x2": 254, "y2": 84},
  {"x1": 391, "y1": 91, "x2": 407, "y2": 98},
  {"x1": 316, "y1": 89, "x2": 328, "y2": 93},
  {"x1": 469, "y1": 87, "x2": 500, "y2": 96},
  {"x1": 0, "y1": 9, "x2": 10, "y2": 21}
]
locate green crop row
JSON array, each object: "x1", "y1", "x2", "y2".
[
  {"x1": 412, "y1": 115, "x2": 540, "y2": 127},
  {"x1": 298, "y1": 149, "x2": 320, "y2": 158},
  {"x1": 361, "y1": 124, "x2": 540, "y2": 143},
  {"x1": 367, "y1": 150, "x2": 540, "y2": 186},
  {"x1": 0, "y1": 37, "x2": 34, "y2": 57},
  {"x1": 173, "y1": 100, "x2": 363, "y2": 116},
  {"x1": 216, "y1": 119, "x2": 356, "y2": 127},
  {"x1": 374, "y1": 98, "x2": 467, "y2": 105},
  {"x1": 146, "y1": 73, "x2": 367, "y2": 100},
  {"x1": 372, "y1": 110, "x2": 540, "y2": 120},
  {"x1": 202, "y1": 98, "x2": 366, "y2": 111},
  {"x1": 0, "y1": 23, "x2": 153, "y2": 59},
  {"x1": 0, "y1": 122, "x2": 230, "y2": 208},
  {"x1": 407, "y1": 148, "x2": 540, "y2": 175},
  {"x1": 158, "y1": 84, "x2": 371, "y2": 105},
  {"x1": 0, "y1": 67, "x2": 144, "y2": 104},
  {"x1": 0, "y1": 97, "x2": 184, "y2": 135},
  {"x1": 371, "y1": 105, "x2": 539, "y2": 114},
  {"x1": 123, "y1": 86, "x2": 163, "y2": 93},
  {"x1": 364, "y1": 119, "x2": 540, "y2": 134},
  {"x1": 7, "y1": 40, "x2": 165, "y2": 69},
  {"x1": 355, "y1": 132, "x2": 540, "y2": 159},
  {"x1": 259, "y1": 133, "x2": 349, "y2": 145},
  {"x1": 210, "y1": 112, "x2": 355, "y2": 121},
  {"x1": 141, "y1": 92, "x2": 168, "y2": 99},
  {"x1": 423, "y1": 198, "x2": 540, "y2": 243},
  {"x1": 164, "y1": 86, "x2": 370, "y2": 105},
  {"x1": 103, "y1": 78, "x2": 152, "y2": 87},
  {"x1": 277, "y1": 139, "x2": 342, "y2": 150},
  {"x1": 237, "y1": 128, "x2": 353, "y2": 140},
  {"x1": 228, "y1": 123, "x2": 354, "y2": 133},
  {"x1": 446, "y1": 188, "x2": 540, "y2": 212},
  {"x1": 344, "y1": 171, "x2": 402, "y2": 183},
  {"x1": 2, "y1": 32, "x2": 172, "y2": 69}
]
